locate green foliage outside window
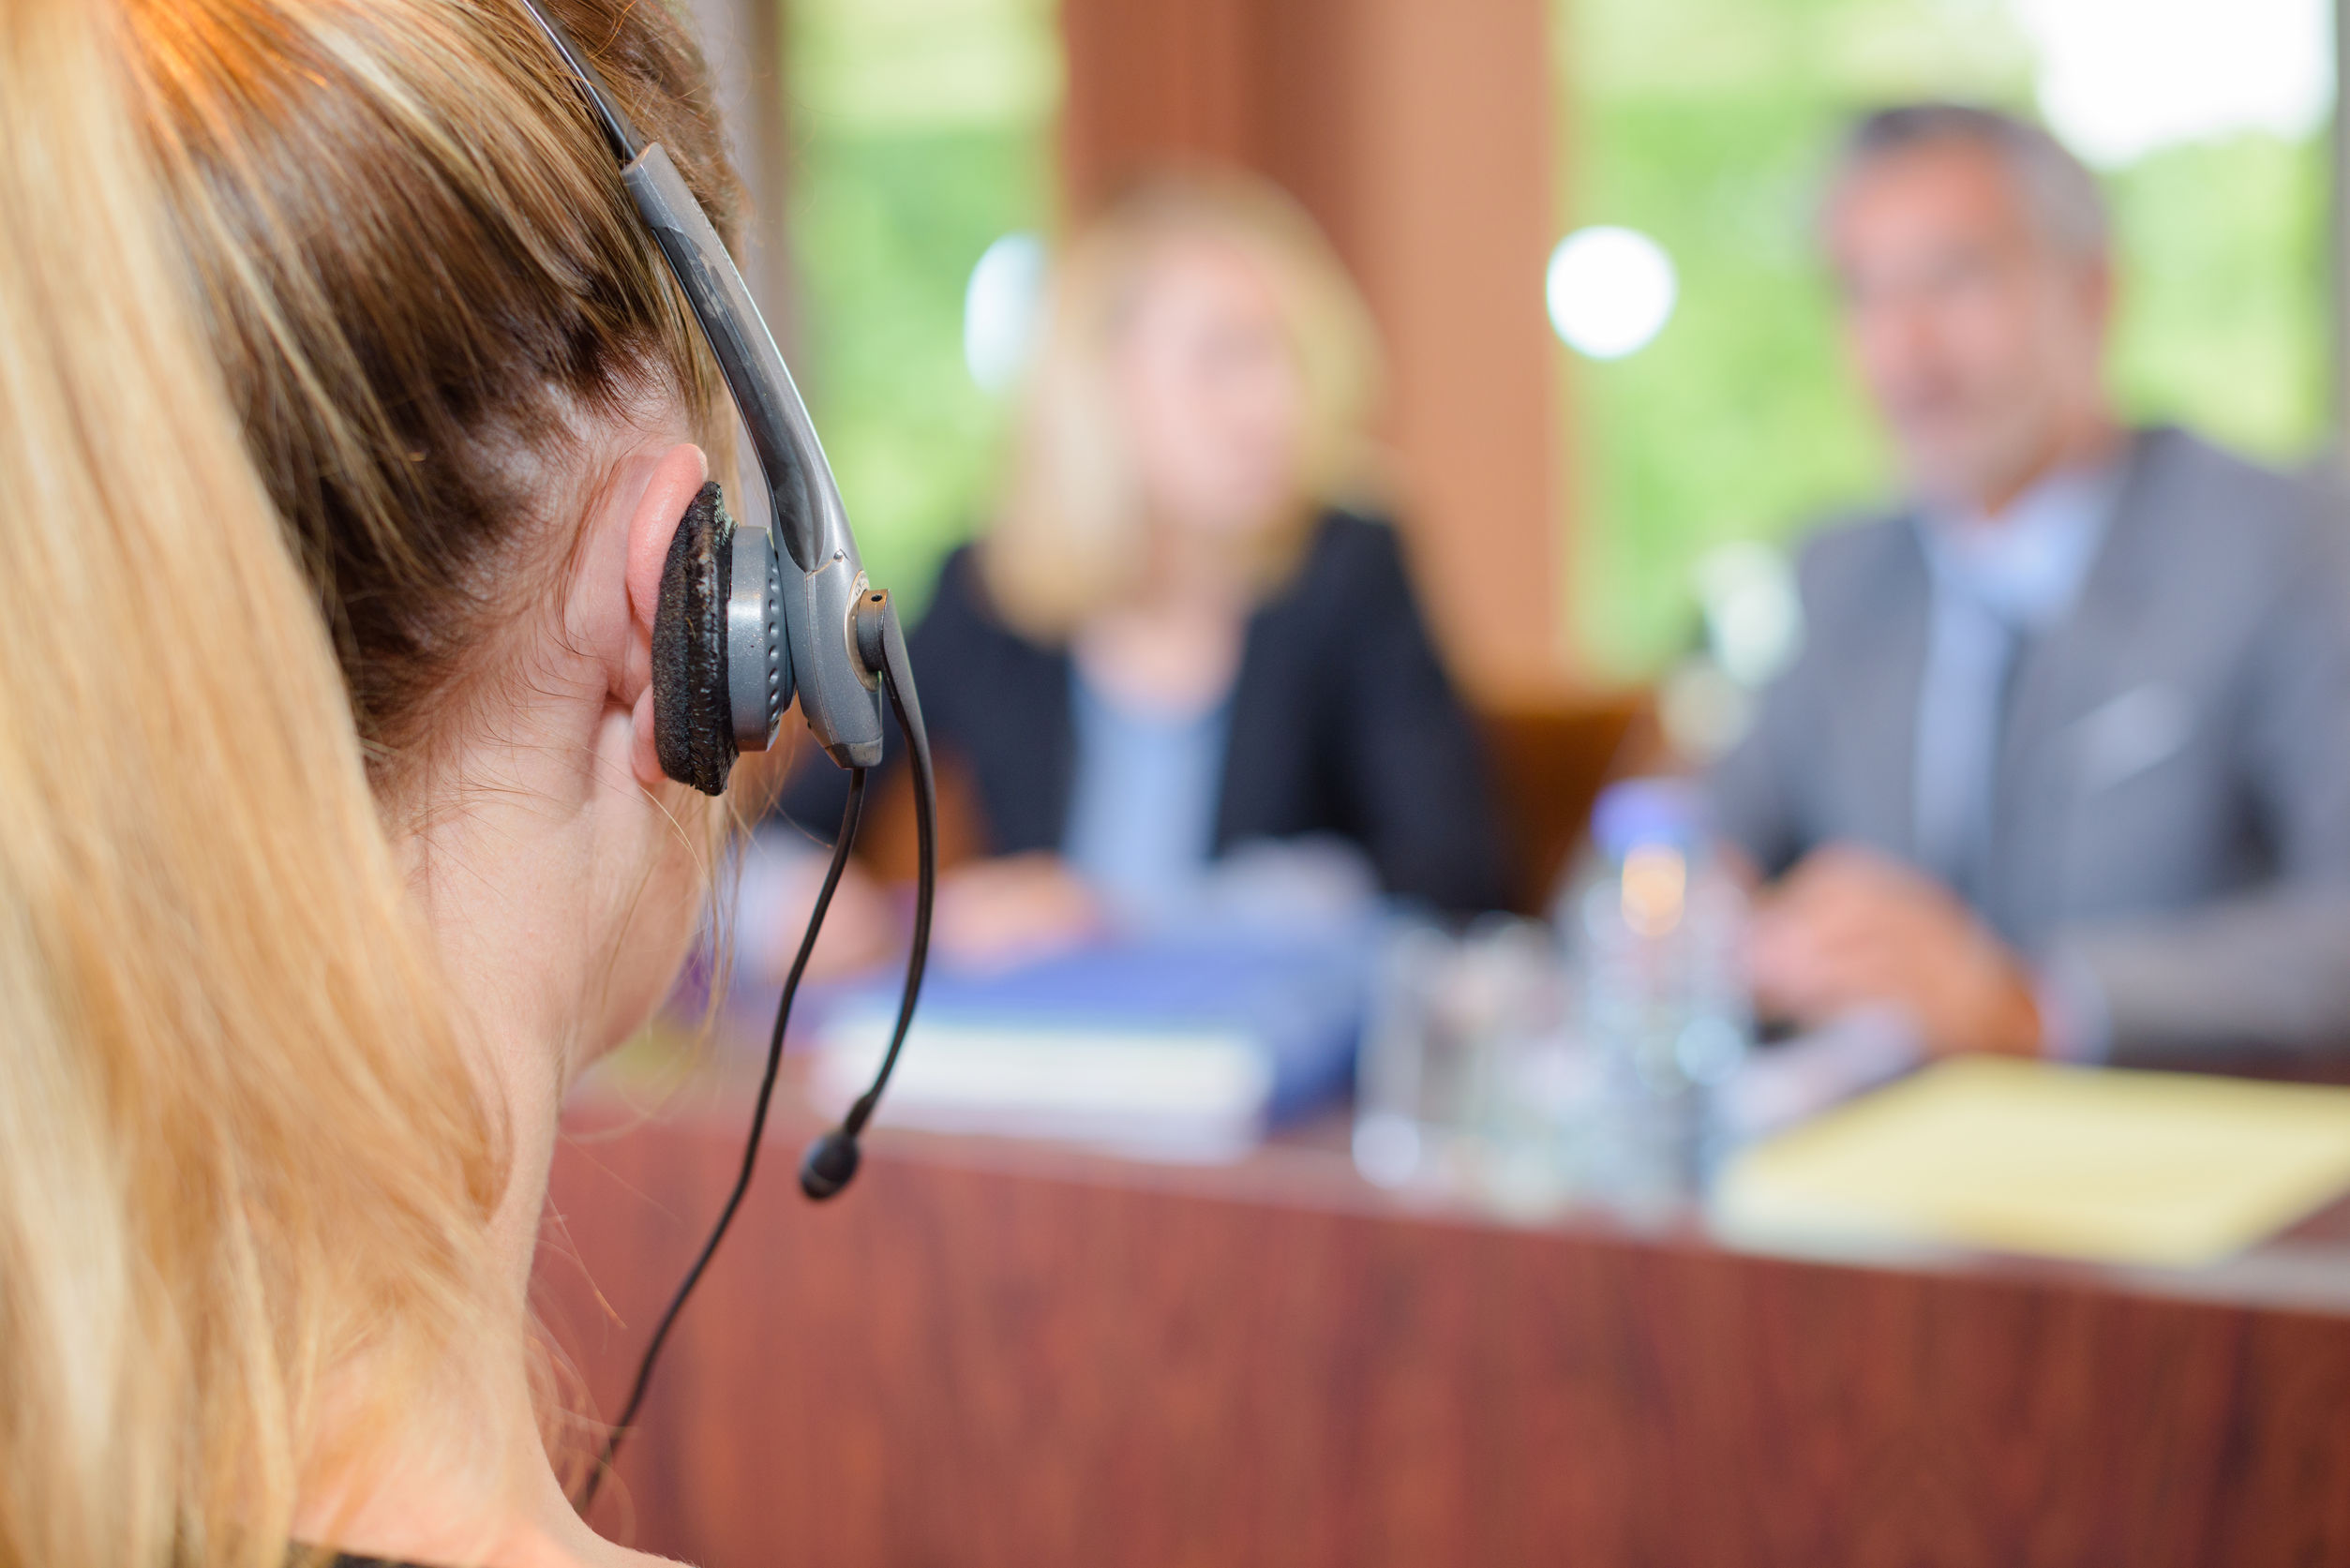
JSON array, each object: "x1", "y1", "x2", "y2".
[
  {"x1": 785, "y1": 0, "x2": 1059, "y2": 618},
  {"x1": 2105, "y1": 138, "x2": 2330, "y2": 465},
  {"x1": 1562, "y1": 0, "x2": 2331, "y2": 677}
]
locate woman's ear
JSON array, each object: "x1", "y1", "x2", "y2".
[
  {"x1": 620, "y1": 442, "x2": 710, "y2": 786},
  {"x1": 625, "y1": 443, "x2": 711, "y2": 633}
]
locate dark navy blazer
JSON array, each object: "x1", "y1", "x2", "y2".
[{"x1": 779, "y1": 510, "x2": 1506, "y2": 914}]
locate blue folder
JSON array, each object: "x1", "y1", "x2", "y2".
[{"x1": 807, "y1": 925, "x2": 1378, "y2": 1127}]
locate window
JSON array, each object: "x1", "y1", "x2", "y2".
[
  {"x1": 785, "y1": 0, "x2": 1062, "y2": 615},
  {"x1": 1560, "y1": 0, "x2": 2332, "y2": 676}
]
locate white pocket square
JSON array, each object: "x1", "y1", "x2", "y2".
[{"x1": 2071, "y1": 682, "x2": 2193, "y2": 797}]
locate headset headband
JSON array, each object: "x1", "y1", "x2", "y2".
[{"x1": 515, "y1": 0, "x2": 885, "y2": 769}]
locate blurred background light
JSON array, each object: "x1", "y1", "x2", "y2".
[
  {"x1": 1693, "y1": 540, "x2": 1802, "y2": 690},
  {"x1": 1546, "y1": 226, "x2": 1678, "y2": 361},
  {"x1": 2015, "y1": 0, "x2": 2329, "y2": 167},
  {"x1": 963, "y1": 230, "x2": 1049, "y2": 394}
]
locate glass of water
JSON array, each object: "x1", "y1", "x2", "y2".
[{"x1": 1353, "y1": 918, "x2": 1578, "y2": 1202}]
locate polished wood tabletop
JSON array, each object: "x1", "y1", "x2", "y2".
[{"x1": 537, "y1": 1072, "x2": 2350, "y2": 1567}]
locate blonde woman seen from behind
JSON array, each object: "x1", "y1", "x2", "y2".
[
  {"x1": 770, "y1": 172, "x2": 1505, "y2": 974},
  {"x1": 3, "y1": 0, "x2": 764, "y2": 1562}
]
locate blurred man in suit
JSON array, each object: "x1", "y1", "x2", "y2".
[{"x1": 1712, "y1": 103, "x2": 2350, "y2": 1063}]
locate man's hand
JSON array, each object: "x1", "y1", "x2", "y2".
[{"x1": 1748, "y1": 844, "x2": 2043, "y2": 1056}]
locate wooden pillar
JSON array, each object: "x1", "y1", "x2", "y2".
[{"x1": 1061, "y1": 0, "x2": 1572, "y2": 697}]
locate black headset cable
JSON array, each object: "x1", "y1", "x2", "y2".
[
  {"x1": 576, "y1": 593, "x2": 937, "y2": 1511},
  {"x1": 574, "y1": 767, "x2": 867, "y2": 1512}
]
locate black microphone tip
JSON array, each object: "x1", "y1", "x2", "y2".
[{"x1": 798, "y1": 1128, "x2": 861, "y2": 1201}]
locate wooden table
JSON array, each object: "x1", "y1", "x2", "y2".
[{"x1": 537, "y1": 1080, "x2": 2350, "y2": 1567}]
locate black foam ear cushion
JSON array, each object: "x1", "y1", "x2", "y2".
[{"x1": 651, "y1": 481, "x2": 737, "y2": 796}]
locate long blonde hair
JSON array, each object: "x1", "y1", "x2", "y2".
[
  {"x1": 982, "y1": 169, "x2": 1384, "y2": 640},
  {"x1": 0, "y1": 0, "x2": 735, "y2": 1562}
]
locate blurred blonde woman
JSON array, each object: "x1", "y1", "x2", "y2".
[
  {"x1": 777, "y1": 172, "x2": 1503, "y2": 969},
  {"x1": 2, "y1": 0, "x2": 753, "y2": 1562}
]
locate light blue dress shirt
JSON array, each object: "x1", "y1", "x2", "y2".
[
  {"x1": 1912, "y1": 460, "x2": 2122, "y2": 1056},
  {"x1": 1060, "y1": 669, "x2": 1235, "y2": 929}
]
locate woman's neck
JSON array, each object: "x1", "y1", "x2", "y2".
[
  {"x1": 1071, "y1": 516, "x2": 1255, "y2": 714},
  {"x1": 1074, "y1": 592, "x2": 1244, "y2": 717},
  {"x1": 291, "y1": 848, "x2": 626, "y2": 1566},
  {"x1": 295, "y1": 689, "x2": 694, "y2": 1566}
]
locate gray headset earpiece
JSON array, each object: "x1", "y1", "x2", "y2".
[{"x1": 651, "y1": 482, "x2": 789, "y2": 795}]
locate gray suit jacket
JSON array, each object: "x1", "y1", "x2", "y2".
[{"x1": 1711, "y1": 427, "x2": 2350, "y2": 1062}]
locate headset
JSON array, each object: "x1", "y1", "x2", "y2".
[{"x1": 513, "y1": 0, "x2": 937, "y2": 1508}]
